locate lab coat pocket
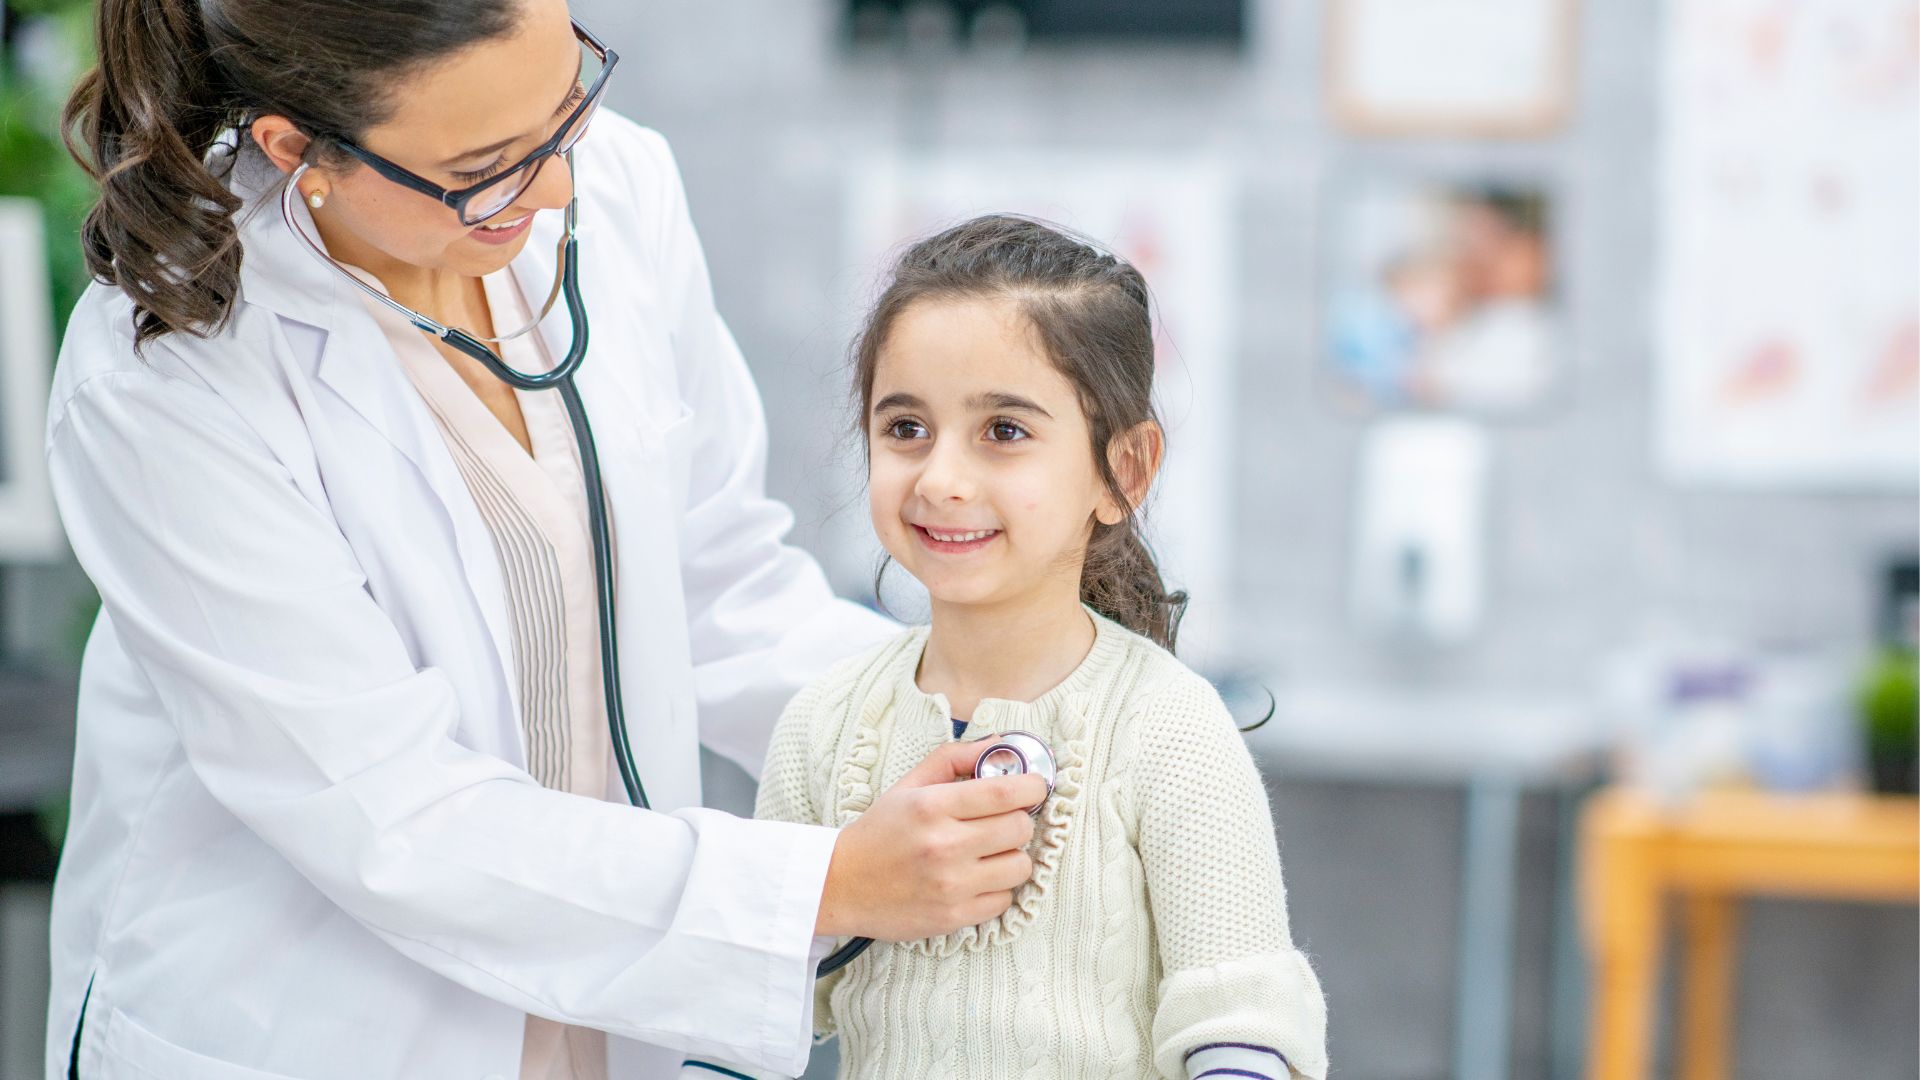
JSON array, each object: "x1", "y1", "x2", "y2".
[{"x1": 97, "y1": 1006, "x2": 301, "y2": 1080}]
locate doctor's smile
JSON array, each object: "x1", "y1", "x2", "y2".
[{"x1": 470, "y1": 212, "x2": 537, "y2": 244}]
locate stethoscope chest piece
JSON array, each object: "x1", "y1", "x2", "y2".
[{"x1": 972, "y1": 730, "x2": 1056, "y2": 815}]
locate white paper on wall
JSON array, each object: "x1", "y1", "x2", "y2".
[
  {"x1": 842, "y1": 154, "x2": 1238, "y2": 665},
  {"x1": 1658, "y1": 0, "x2": 1920, "y2": 489}
]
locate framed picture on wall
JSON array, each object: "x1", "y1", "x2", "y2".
[
  {"x1": 1319, "y1": 174, "x2": 1565, "y2": 418},
  {"x1": 0, "y1": 198, "x2": 65, "y2": 560},
  {"x1": 1326, "y1": 0, "x2": 1579, "y2": 137}
]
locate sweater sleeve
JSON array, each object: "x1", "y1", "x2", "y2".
[{"x1": 1135, "y1": 673, "x2": 1328, "y2": 1080}]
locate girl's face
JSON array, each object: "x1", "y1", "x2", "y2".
[{"x1": 868, "y1": 296, "x2": 1122, "y2": 611}]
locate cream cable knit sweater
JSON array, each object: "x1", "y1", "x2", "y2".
[{"x1": 694, "y1": 610, "x2": 1327, "y2": 1080}]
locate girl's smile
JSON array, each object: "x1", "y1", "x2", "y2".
[{"x1": 912, "y1": 524, "x2": 1003, "y2": 553}]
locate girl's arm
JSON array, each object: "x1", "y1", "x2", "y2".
[{"x1": 1133, "y1": 672, "x2": 1330, "y2": 1080}]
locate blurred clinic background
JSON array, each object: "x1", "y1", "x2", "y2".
[{"x1": 1, "y1": 1, "x2": 1917, "y2": 1078}]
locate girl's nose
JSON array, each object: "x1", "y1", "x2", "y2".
[{"x1": 913, "y1": 438, "x2": 976, "y2": 503}]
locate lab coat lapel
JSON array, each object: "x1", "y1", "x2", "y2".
[{"x1": 235, "y1": 187, "x2": 523, "y2": 731}]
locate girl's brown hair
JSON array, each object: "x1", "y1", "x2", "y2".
[
  {"x1": 853, "y1": 214, "x2": 1189, "y2": 651},
  {"x1": 62, "y1": 0, "x2": 518, "y2": 350}
]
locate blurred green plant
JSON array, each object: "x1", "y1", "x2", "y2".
[
  {"x1": 1, "y1": 0, "x2": 98, "y2": 338},
  {"x1": 1858, "y1": 647, "x2": 1919, "y2": 794}
]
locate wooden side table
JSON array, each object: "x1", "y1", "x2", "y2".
[{"x1": 1578, "y1": 787, "x2": 1920, "y2": 1080}]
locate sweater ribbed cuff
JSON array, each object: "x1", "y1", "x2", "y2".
[{"x1": 1185, "y1": 1042, "x2": 1292, "y2": 1080}]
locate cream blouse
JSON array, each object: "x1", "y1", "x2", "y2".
[{"x1": 352, "y1": 267, "x2": 613, "y2": 1080}]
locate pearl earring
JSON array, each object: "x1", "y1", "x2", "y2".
[{"x1": 306, "y1": 189, "x2": 326, "y2": 210}]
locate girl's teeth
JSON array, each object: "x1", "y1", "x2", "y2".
[
  {"x1": 929, "y1": 529, "x2": 995, "y2": 542},
  {"x1": 480, "y1": 216, "x2": 527, "y2": 231}
]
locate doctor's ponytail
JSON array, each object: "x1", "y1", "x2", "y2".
[
  {"x1": 853, "y1": 215, "x2": 1190, "y2": 652},
  {"x1": 63, "y1": 0, "x2": 518, "y2": 350}
]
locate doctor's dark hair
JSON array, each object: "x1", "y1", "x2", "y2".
[
  {"x1": 62, "y1": 0, "x2": 519, "y2": 350},
  {"x1": 853, "y1": 215, "x2": 1189, "y2": 652}
]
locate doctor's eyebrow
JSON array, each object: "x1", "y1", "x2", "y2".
[{"x1": 439, "y1": 49, "x2": 588, "y2": 168}]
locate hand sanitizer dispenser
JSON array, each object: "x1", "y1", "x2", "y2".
[{"x1": 1350, "y1": 417, "x2": 1490, "y2": 643}]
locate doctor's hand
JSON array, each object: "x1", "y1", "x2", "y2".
[{"x1": 814, "y1": 739, "x2": 1048, "y2": 942}]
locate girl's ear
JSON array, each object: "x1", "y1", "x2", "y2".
[{"x1": 1095, "y1": 420, "x2": 1165, "y2": 526}]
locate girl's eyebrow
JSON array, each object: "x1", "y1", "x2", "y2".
[
  {"x1": 872, "y1": 391, "x2": 923, "y2": 413},
  {"x1": 966, "y1": 391, "x2": 1053, "y2": 418},
  {"x1": 873, "y1": 390, "x2": 1055, "y2": 419}
]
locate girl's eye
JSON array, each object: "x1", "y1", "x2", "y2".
[
  {"x1": 986, "y1": 419, "x2": 1029, "y2": 442},
  {"x1": 884, "y1": 417, "x2": 928, "y2": 441}
]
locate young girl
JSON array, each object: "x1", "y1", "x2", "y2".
[{"x1": 690, "y1": 216, "x2": 1326, "y2": 1080}]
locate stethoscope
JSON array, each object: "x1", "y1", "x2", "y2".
[
  {"x1": 280, "y1": 168, "x2": 1058, "y2": 978},
  {"x1": 817, "y1": 724, "x2": 1057, "y2": 976}
]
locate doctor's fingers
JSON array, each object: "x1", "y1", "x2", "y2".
[
  {"x1": 940, "y1": 803, "x2": 1037, "y2": 861},
  {"x1": 898, "y1": 737, "x2": 1003, "y2": 787},
  {"x1": 971, "y1": 848, "x2": 1037, "y2": 894},
  {"x1": 936, "y1": 771, "x2": 1050, "y2": 822}
]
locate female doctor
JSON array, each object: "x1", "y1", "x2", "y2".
[{"x1": 42, "y1": 0, "x2": 1048, "y2": 1076}]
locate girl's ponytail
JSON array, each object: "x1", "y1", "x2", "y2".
[
  {"x1": 63, "y1": 0, "x2": 244, "y2": 349},
  {"x1": 1082, "y1": 521, "x2": 1189, "y2": 654}
]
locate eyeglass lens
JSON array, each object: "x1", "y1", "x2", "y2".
[{"x1": 461, "y1": 38, "x2": 608, "y2": 225}]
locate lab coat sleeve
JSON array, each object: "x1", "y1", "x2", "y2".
[
  {"x1": 680, "y1": 684, "x2": 841, "y2": 1079},
  {"x1": 632, "y1": 125, "x2": 897, "y2": 780},
  {"x1": 45, "y1": 366, "x2": 835, "y2": 1076},
  {"x1": 1132, "y1": 673, "x2": 1329, "y2": 1080}
]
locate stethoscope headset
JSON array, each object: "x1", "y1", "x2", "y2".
[{"x1": 277, "y1": 18, "x2": 1060, "y2": 980}]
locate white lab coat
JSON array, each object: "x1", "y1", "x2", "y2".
[{"x1": 41, "y1": 112, "x2": 893, "y2": 1079}]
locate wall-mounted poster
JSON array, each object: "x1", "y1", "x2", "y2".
[
  {"x1": 1326, "y1": 0, "x2": 1578, "y2": 136},
  {"x1": 844, "y1": 155, "x2": 1237, "y2": 664},
  {"x1": 1321, "y1": 176, "x2": 1562, "y2": 417},
  {"x1": 1659, "y1": 0, "x2": 1919, "y2": 489},
  {"x1": 0, "y1": 198, "x2": 64, "y2": 560}
]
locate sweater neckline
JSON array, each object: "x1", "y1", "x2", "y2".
[{"x1": 896, "y1": 605, "x2": 1130, "y2": 733}]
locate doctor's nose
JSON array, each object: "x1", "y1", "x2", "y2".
[{"x1": 519, "y1": 152, "x2": 574, "y2": 214}]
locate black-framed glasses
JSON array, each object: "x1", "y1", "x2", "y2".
[{"x1": 334, "y1": 19, "x2": 618, "y2": 226}]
